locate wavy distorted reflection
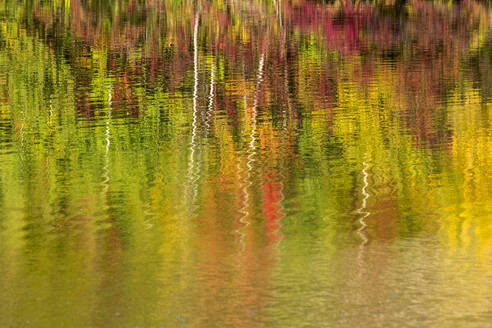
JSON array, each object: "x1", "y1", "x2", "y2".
[
  {"x1": 187, "y1": 11, "x2": 201, "y2": 209},
  {"x1": 0, "y1": 0, "x2": 491, "y2": 327},
  {"x1": 357, "y1": 155, "x2": 370, "y2": 270}
]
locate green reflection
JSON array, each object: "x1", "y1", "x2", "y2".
[{"x1": 0, "y1": 0, "x2": 491, "y2": 327}]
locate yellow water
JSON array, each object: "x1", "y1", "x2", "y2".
[{"x1": 0, "y1": 0, "x2": 491, "y2": 327}]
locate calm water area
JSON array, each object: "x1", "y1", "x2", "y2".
[{"x1": 0, "y1": 0, "x2": 491, "y2": 327}]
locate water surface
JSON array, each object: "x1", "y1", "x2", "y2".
[{"x1": 0, "y1": 0, "x2": 491, "y2": 327}]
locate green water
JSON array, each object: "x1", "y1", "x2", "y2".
[{"x1": 0, "y1": 0, "x2": 491, "y2": 327}]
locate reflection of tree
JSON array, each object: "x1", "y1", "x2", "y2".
[
  {"x1": 4, "y1": 0, "x2": 491, "y2": 252},
  {"x1": 26, "y1": 0, "x2": 488, "y2": 149},
  {"x1": 1, "y1": 0, "x2": 492, "y2": 326}
]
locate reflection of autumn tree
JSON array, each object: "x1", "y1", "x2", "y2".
[
  {"x1": 5, "y1": 0, "x2": 491, "y2": 249},
  {"x1": 27, "y1": 0, "x2": 489, "y2": 146},
  {"x1": 1, "y1": 0, "x2": 492, "y2": 326}
]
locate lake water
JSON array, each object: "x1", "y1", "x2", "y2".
[{"x1": 0, "y1": 0, "x2": 491, "y2": 327}]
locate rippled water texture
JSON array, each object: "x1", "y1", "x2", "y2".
[{"x1": 0, "y1": 0, "x2": 491, "y2": 327}]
